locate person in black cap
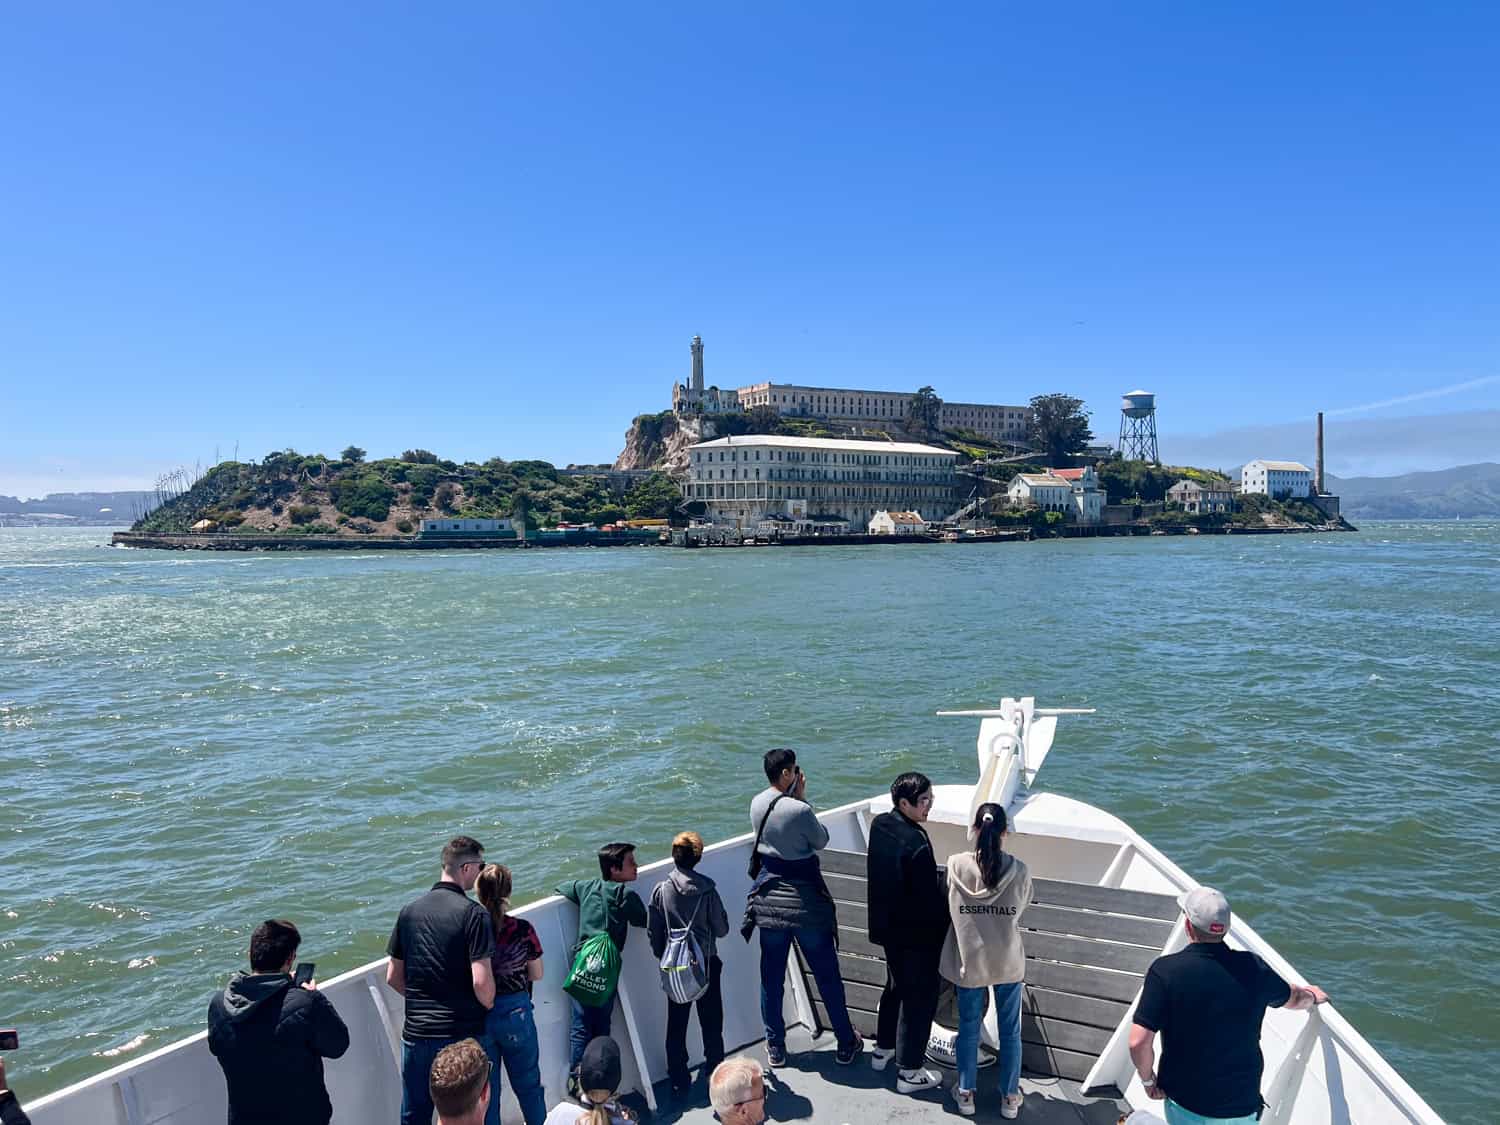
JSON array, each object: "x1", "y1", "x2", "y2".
[{"x1": 543, "y1": 1037, "x2": 636, "y2": 1125}]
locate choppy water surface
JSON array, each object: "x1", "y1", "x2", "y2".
[{"x1": 2, "y1": 525, "x2": 1496, "y2": 1119}]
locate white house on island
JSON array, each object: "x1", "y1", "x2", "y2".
[
  {"x1": 1007, "y1": 467, "x2": 1103, "y2": 523},
  {"x1": 868, "y1": 510, "x2": 928, "y2": 536},
  {"x1": 1240, "y1": 460, "x2": 1312, "y2": 499},
  {"x1": 1051, "y1": 466, "x2": 1105, "y2": 523},
  {"x1": 1166, "y1": 479, "x2": 1237, "y2": 513},
  {"x1": 1007, "y1": 473, "x2": 1072, "y2": 513}
]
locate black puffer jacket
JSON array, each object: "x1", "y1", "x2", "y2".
[
  {"x1": 866, "y1": 809, "x2": 949, "y2": 950},
  {"x1": 207, "y1": 972, "x2": 350, "y2": 1125},
  {"x1": 0, "y1": 1089, "x2": 31, "y2": 1125},
  {"x1": 741, "y1": 856, "x2": 839, "y2": 938}
]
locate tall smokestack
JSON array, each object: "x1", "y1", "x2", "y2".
[{"x1": 1315, "y1": 411, "x2": 1325, "y2": 495}]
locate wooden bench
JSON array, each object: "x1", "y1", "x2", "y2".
[{"x1": 800, "y1": 848, "x2": 1178, "y2": 1085}]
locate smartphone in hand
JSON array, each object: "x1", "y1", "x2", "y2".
[
  {"x1": 0, "y1": 1029, "x2": 18, "y2": 1051},
  {"x1": 292, "y1": 963, "x2": 315, "y2": 988}
]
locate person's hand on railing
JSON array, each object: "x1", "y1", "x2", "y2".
[{"x1": 1286, "y1": 983, "x2": 1329, "y2": 1011}]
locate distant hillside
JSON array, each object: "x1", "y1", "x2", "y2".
[
  {"x1": 1327, "y1": 463, "x2": 1500, "y2": 519},
  {"x1": 0, "y1": 490, "x2": 156, "y2": 525},
  {"x1": 130, "y1": 450, "x2": 680, "y2": 536}
]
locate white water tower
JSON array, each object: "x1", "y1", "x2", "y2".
[{"x1": 1118, "y1": 389, "x2": 1160, "y2": 464}]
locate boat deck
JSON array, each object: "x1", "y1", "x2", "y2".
[{"x1": 640, "y1": 1027, "x2": 1130, "y2": 1124}]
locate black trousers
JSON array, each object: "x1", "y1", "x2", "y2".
[
  {"x1": 666, "y1": 955, "x2": 725, "y2": 1087},
  {"x1": 876, "y1": 943, "x2": 942, "y2": 1072}
]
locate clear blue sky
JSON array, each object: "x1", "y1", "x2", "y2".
[{"x1": 4, "y1": 1, "x2": 1498, "y2": 496}]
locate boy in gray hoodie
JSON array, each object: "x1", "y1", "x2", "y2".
[
  {"x1": 648, "y1": 831, "x2": 730, "y2": 1093},
  {"x1": 939, "y1": 803, "x2": 1033, "y2": 1119}
]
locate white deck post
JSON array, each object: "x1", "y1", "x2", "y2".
[
  {"x1": 114, "y1": 1076, "x2": 145, "y2": 1125},
  {"x1": 366, "y1": 980, "x2": 404, "y2": 1070},
  {"x1": 613, "y1": 978, "x2": 658, "y2": 1113},
  {"x1": 1260, "y1": 1009, "x2": 1324, "y2": 1125},
  {"x1": 1082, "y1": 909, "x2": 1187, "y2": 1094}
]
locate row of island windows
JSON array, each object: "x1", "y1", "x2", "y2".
[
  {"x1": 693, "y1": 448, "x2": 952, "y2": 468},
  {"x1": 694, "y1": 467, "x2": 952, "y2": 482}
]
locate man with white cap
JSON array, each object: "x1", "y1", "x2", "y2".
[{"x1": 1128, "y1": 887, "x2": 1328, "y2": 1125}]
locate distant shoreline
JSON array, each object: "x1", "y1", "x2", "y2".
[{"x1": 109, "y1": 522, "x2": 1355, "y2": 552}]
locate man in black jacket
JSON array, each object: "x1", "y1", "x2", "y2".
[
  {"x1": 866, "y1": 772, "x2": 949, "y2": 1094},
  {"x1": 0, "y1": 1055, "x2": 32, "y2": 1125},
  {"x1": 208, "y1": 918, "x2": 351, "y2": 1125}
]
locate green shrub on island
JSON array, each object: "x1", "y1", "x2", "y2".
[
  {"x1": 624, "y1": 473, "x2": 681, "y2": 520},
  {"x1": 405, "y1": 465, "x2": 442, "y2": 505},
  {"x1": 331, "y1": 474, "x2": 395, "y2": 521},
  {"x1": 289, "y1": 504, "x2": 321, "y2": 524}
]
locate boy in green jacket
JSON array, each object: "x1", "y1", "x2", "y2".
[{"x1": 557, "y1": 843, "x2": 648, "y2": 1072}]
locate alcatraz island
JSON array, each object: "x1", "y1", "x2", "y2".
[{"x1": 112, "y1": 336, "x2": 1351, "y2": 552}]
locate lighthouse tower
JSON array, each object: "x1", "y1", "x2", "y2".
[{"x1": 690, "y1": 335, "x2": 704, "y2": 394}]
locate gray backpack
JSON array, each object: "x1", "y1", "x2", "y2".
[{"x1": 659, "y1": 893, "x2": 709, "y2": 1004}]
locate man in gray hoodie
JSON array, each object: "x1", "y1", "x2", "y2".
[{"x1": 649, "y1": 830, "x2": 730, "y2": 1093}]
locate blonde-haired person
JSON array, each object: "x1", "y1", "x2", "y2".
[
  {"x1": 708, "y1": 1057, "x2": 767, "y2": 1124},
  {"x1": 647, "y1": 831, "x2": 730, "y2": 1094},
  {"x1": 475, "y1": 864, "x2": 546, "y2": 1125},
  {"x1": 542, "y1": 1037, "x2": 635, "y2": 1125},
  {"x1": 939, "y1": 802, "x2": 1033, "y2": 1119},
  {"x1": 430, "y1": 1038, "x2": 491, "y2": 1125}
]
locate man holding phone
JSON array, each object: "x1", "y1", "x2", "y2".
[
  {"x1": 207, "y1": 918, "x2": 350, "y2": 1125},
  {"x1": 1, "y1": 1038, "x2": 34, "y2": 1125}
]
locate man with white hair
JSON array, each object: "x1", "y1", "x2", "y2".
[
  {"x1": 1129, "y1": 888, "x2": 1328, "y2": 1125},
  {"x1": 708, "y1": 1057, "x2": 766, "y2": 1124}
]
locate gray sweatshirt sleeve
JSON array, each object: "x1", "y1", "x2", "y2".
[{"x1": 795, "y1": 800, "x2": 830, "y2": 853}]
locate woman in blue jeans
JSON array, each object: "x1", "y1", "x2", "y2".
[
  {"x1": 478, "y1": 864, "x2": 548, "y2": 1125},
  {"x1": 938, "y1": 803, "x2": 1033, "y2": 1119}
]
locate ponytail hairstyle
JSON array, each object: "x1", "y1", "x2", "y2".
[
  {"x1": 476, "y1": 863, "x2": 513, "y2": 938},
  {"x1": 579, "y1": 1090, "x2": 612, "y2": 1125},
  {"x1": 973, "y1": 802, "x2": 1008, "y2": 889}
]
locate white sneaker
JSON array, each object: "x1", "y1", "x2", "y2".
[
  {"x1": 896, "y1": 1067, "x2": 942, "y2": 1094},
  {"x1": 870, "y1": 1046, "x2": 894, "y2": 1072},
  {"x1": 952, "y1": 1085, "x2": 976, "y2": 1116},
  {"x1": 1000, "y1": 1091, "x2": 1024, "y2": 1119}
]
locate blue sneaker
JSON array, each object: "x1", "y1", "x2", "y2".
[{"x1": 766, "y1": 1042, "x2": 787, "y2": 1068}]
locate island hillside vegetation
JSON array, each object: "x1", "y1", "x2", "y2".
[{"x1": 132, "y1": 449, "x2": 681, "y2": 536}]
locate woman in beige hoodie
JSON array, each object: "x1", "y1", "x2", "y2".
[{"x1": 939, "y1": 803, "x2": 1033, "y2": 1119}]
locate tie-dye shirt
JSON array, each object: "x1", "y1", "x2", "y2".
[{"x1": 489, "y1": 915, "x2": 544, "y2": 995}]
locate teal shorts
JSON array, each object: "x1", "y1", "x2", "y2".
[{"x1": 1165, "y1": 1099, "x2": 1259, "y2": 1125}]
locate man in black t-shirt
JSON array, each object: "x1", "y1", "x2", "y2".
[
  {"x1": 387, "y1": 836, "x2": 498, "y2": 1125},
  {"x1": 1129, "y1": 887, "x2": 1328, "y2": 1124}
]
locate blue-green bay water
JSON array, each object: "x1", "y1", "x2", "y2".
[{"x1": 2, "y1": 525, "x2": 1497, "y2": 1119}]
